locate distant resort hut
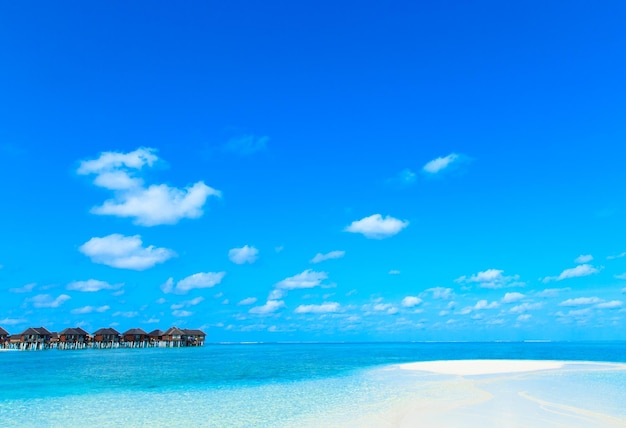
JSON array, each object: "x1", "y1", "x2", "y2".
[
  {"x1": 122, "y1": 328, "x2": 150, "y2": 348},
  {"x1": 149, "y1": 329, "x2": 165, "y2": 347},
  {"x1": 58, "y1": 327, "x2": 91, "y2": 350},
  {"x1": 92, "y1": 328, "x2": 121, "y2": 348},
  {"x1": 16, "y1": 327, "x2": 53, "y2": 350},
  {"x1": 0, "y1": 327, "x2": 9, "y2": 348},
  {"x1": 182, "y1": 329, "x2": 206, "y2": 347},
  {"x1": 162, "y1": 326, "x2": 186, "y2": 347}
]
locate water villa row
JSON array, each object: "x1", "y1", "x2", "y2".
[{"x1": 0, "y1": 326, "x2": 206, "y2": 351}]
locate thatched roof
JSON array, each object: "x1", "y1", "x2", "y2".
[
  {"x1": 93, "y1": 327, "x2": 120, "y2": 336},
  {"x1": 163, "y1": 326, "x2": 186, "y2": 336},
  {"x1": 149, "y1": 329, "x2": 164, "y2": 337},
  {"x1": 183, "y1": 329, "x2": 206, "y2": 337},
  {"x1": 20, "y1": 327, "x2": 52, "y2": 336},
  {"x1": 122, "y1": 328, "x2": 148, "y2": 336},
  {"x1": 0, "y1": 327, "x2": 9, "y2": 336}
]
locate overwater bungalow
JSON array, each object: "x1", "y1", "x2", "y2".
[
  {"x1": 92, "y1": 328, "x2": 121, "y2": 348},
  {"x1": 149, "y1": 329, "x2": 165, "y2": 346},
  {"x1": 162, "y1": 326, "x2": 186, "y2": 347},
  {"x1": 0, "y1": 327, "x2": 9, "y2": 348},
  {"x1": 17, "y1": 327, "x2": 53, "y2": 350},
  {"x1": 122, "y1": 328, "x2": 150, "y2": 348},
  {"x1": 183, "y1": 329, "x2": 206, "y2": 346},
  {"x1": 58, "y1": 327, "x2": 91, "y2": 350}
]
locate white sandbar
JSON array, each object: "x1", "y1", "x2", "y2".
[{"x1": 399, "y1": 359, "x2": 565, "y2": 375}]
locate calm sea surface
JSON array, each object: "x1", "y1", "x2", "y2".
[{"x1": 1, "y1": 342, "x2": 625, "y2": 426}]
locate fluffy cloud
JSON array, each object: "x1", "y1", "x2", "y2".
[
  {"x1": 509, "y1": 302, "x2": 543, "y2": 314},
  {"x1": 249, "y1": 300, "x2": 285, "y2": 315},
  {"x1": 228, "y1": 245, "x2": 259, "y2": 264},
  {"x1": 67, "y1": 279, "x2": 122, "y2": 292},
  {"x1": 543, "y1": 264, "x2": 600, "y2": 283},
  {"x1": 79, "y1": 234, "x2": 175, "y2": 271},
  {"x1": 388, "y1": 270, "x2": 401, "y2": 275},
  {"x1": 559, "y1": 297, "x2": 603, "y2": 307},
  {"x1": 574, "y1": 254, "x2": 593, "y2": 264},
  {"x1": 28, "y1": 294, "x2": 71, "y2": 308},
  {"x1": 71, "y1": 305, "x2": 110, "y2": 315},
  {"x1": 425, "y1": 287, "x2": 454, "y2": 300},
  {"x1": 595, "y1": 300, "x2": 623, "y2": 309},
  {"x1": 474, "y1": 300, "x2": 499, "y2": 310},
  {"x1": 0, "y1": 317, "x2": 27, "y2": 326},
  {"x1": 170, "y1": 297, "x2": 204, "y2": 310},
  {"x1": 162, "y1": 272, "x2": 226, "y2": 295},
  {"x1": 517, "y1": 314, "x2": 532, "y2": 322},
  {"x1": 455, "y1": 269, "x2": 522, "y2": 289},
  {"x1": 615, "y1": 273, "x2": 626, "y2": 280},
  {"x1": 535, "y1": 288, "x2": 569, "y2": 298},
  {"x1": 501, "y1": 292, "x2": 525, "y2": 304},
  {"x1": 422, "y1": 153, "x2": 459, "y2": 174},
  {"x1": 311, "y1": 250, "x2": 345, "y2": 264},
  {"x1": 172, "y1": 310, "x2": 193, "y2": 317},
  {"x1": 78, "y1": 147, "x2": 220, "y2": 226},
  {"x1": 224, "y1": 134, "x2": 269, "y2": 155},
  {"x1": 112, "y1": 311, "x2": 139, "y2": 318},
  {"x1": 238, "y1": 297, "x2": 258, "y2": 306},
  {"x1": 9, "y1": 283, "x2": 36, "y2": 293},
  {"x1": 294, "y1": 302, "x2": 340, "y2": 314},
  {"x1": 401, "y1": 296, "x2": 422, "y2": 308},
  {"x1": 607, "y1": 252, "x2": 626, "y2": 260},
  {"x1": 275, "y1": 270, "x2": 328, "y2": 290},
  {"x1": 344, "y1": 214, "x2": 408, "y2": 239}
]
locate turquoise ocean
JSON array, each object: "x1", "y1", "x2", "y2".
[{"x1": 1, "y1": 342, "x2": 626, "y2": 427}]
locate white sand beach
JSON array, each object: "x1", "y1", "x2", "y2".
[
  {"x1": 333, "y1": 360, "x2": 626, "y2": 428},
  {"x1": 399, "y1": 359, "x2": 565, "y2": 375}
]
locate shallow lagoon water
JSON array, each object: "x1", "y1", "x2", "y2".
[{"x1": 1, "y1": 342, "x2": 625, "y2": 427}]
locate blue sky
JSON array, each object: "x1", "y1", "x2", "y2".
[{"x1": 1, "y1": 1, "x2": 626, "y2": 341}]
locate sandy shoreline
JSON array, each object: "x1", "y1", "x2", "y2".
[
  {"x1": 399, "y1": 359, "x2": 566, "y2": 375},
  {"x1": 335, "y1": 360, "x2": 626, "y2": 428}
]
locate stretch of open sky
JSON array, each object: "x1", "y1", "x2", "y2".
[{"x1": 1, "y1": 1, "x2": 626, "y2": 341}]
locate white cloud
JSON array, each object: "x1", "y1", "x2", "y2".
[
  {"x1": 294, "y1": 302, "x2": 340, "y2": 314},
  {"x1": 474, "y1": 300, "x2": 499, "y2": 310},
  {"x1": 543, "y1": 264, "x2": 600, "y2": 283},
  {"x1": 112, "y1": 311, "x2": 139, "y2": 318},
  {"x1": 575, "y1": 254, "x2": 593, "y2": 264},
  {"x1": 275, "y1": 270, "x2": 328, "y2": 290},
  {"x1": 268, "y1": 289, "x2": 286, "y2": 300},
  {"x1": 92, "y1": 182, "x2": 220, "y2": 226},
  {"x1": 595, "y1": 300, "x2": 623, "y2": 309},
  {"x1": 71, "y1": 305, "x2": 110, "y2": 315},
  {"x1": 78, "y1": 147, "x2": 220, "y2": 226},
  {"x1": 67, "y1": 279, "x2": 122, "y2": 292},
  {"x1": 79, "y1": 234, "x2": 175, "y2": 270},
  {"x1": 0, "y1": 318, "x2": 26, "y2": 326},
  {"x1": 228, "y1": 245, "x2": 259, "y2": 264},
  {"x1": 344, "y1": 214, "x2": 409, "y2": 239},
  {"x1": 425, "y1": 287, "x2": 454, "y2": 300},
  {"x1": 310, "y1": 250, "x2": 345, "y2": 264},
  {"x1": 172, "y1": 310, "x2": 193, "y2": 317},
  {"x1": 28, "y1": 294, "x2": 71, "y2": 308},
  {"x1": 615, "y1": 273, "x2": 626, "y2": 280},
  {"x1": 517, "y1": 314, "x2": 532, "y2": 322},
  {"x1": 401, "y1": 296, "x2": 422, "y2": 308},
  {"x1": 171, "y1": 297, "x2": 205, "y2": 309},
  {"x1": 9, "y1": 283, "x2": 36, "y2": 293},
  {"x1": 510, "y1": 302, "x2": 543, "y2": 314},
  {"x1": 456, "y1": 269, "x2": 522, "y2": 289},
  {"x1": 238, "y1": 297, "x2": 258, "y2": 306},
  {"x1": 249, "y1": 300, "x2": 285, "y2": 315},
  {"x1": 224, "y1": 134, "x2": 269, "y2": 155},
  {"x1": 559, "y1": 297, "x2": 603, "y2": 307},
  {"x1": 607, "y1": 252, "x2": 626, "y2": 260},
  {"x1": 388, "y1": 270, "x2": 401, "y2": 275},
  {"x1": 535, "y1": 288, "x2": 569, "y2": 298},
  {"x1": 163, "y1": 272, "x2": 226, "y2": 295},
  {"x1": 422, "y1": 153, "x2": 459, "y2": 174},
  {"x1": 502, "y1": 292, "x2": 525, "y2": 304}
]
